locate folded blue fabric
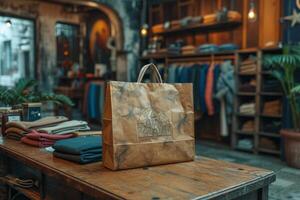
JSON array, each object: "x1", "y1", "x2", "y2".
[
  {"x1": 53, "y1": 136, "x2": 102, "y2": 155},
  {"x1": 53, "y1": 151, "x2": 102, "y2": 164},
  {"x1": 219, "y1": 43, "x2": 239, "y2": 51},
  {"x1": 197, "y1": 44, "x2": 219, "y2": 53}
]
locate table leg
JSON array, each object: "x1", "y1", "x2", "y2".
[{"x1": 258, "y1": 186, "x2": 269, "y2": 200}]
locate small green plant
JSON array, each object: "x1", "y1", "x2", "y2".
[
  {"x1": 264, "y1": 45, "x2": 300, "y2": 131},
  {"x1": 0, "y1": 78, "x2": 74, "y2": 107}
]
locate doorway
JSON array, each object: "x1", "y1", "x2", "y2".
[{"x1": 0, "y1": 15, "x2": 35, "y2": 87}]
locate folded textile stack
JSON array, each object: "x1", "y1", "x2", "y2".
[
  {"x1": 228, "y1": 11, "x2": 242, "y2": 21},
  {"x1": 171, "y1": 20, "x2": 180, "y2": 29},
  {"x1": 197, "y1": 44, "x2": 219, "y2": 53},
  {"x1": 168, "y1": 40, "x2": 185, "y2": 55},
  {"x1": 241, "y1": 120, "x2": 255, "y2": 132},
  {"x1": 203, "y1": 14, "x2": 217, "y2": 24},
  {"x1": 53, "y1": 136, "x2": 102, "y2": 164},
  {"x1": 237, "y1": 139, "x2": 253, "y2": 150},
  {"x1": 0, "y1": 175, "x2": 38, "y2": 189},
  {"x1": 4, "y1": 116, "x2": 68, "y2": 140},
  {"x1": 259, "y1": 137, "x2": 279, "y2": 150},
  {"x1": 219, "y1": 43, "x2": 239, "y2": 52},
  {"x1": 239, "y1": 79, "x2": 256, "y2": 92},
  {"x1": 21, "y1": 130, "x2": 75, "y2": 148},
  {"x1": 262, "y1": 79, "x2": 282, "y2": 92},
  {"x1": 239, "y1": 103, "x2": 255, "y2": 115},
  {"x1": 151, "y1": 23, "x2": 164, "y2": 34},
  {"x1": 263, "y1": 100, "x2": 282, "y2": 115},
  {"x1": 263, "y1": 121, "x2": 281, "y2": 133},
  {"x1": 37, "y1": 120, "x2": 90, "y2": 134},
  {"x1": 240, "y1": 62, "x2": 257, "y2": 74},
  {"x1": 181, "y1": 45, "x2": 196, "y2": 55}
]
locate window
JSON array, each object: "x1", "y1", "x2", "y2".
[
  {"x1": 56, "y1": 22, "x2": 80, "y2": 68},
  {"x1": 0, "y1": 16, "x2": 35, "y2": 87}
]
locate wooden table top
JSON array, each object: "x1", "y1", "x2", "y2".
[{"x1": 0, "y1": 138, "x2": 275, "y2": 200}]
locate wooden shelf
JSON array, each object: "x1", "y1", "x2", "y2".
[
  {"x1": 238, "y1": 72, "x2": 257, "y2": 76},
  {"x1": 3, "y1": 179, "x2": 40, "y2": 200},
  {"x1": 153, "y1": 19, "x2": 241, "y2": 35},
  {"x1": 261, "y1": 71, "x2": 272, "y2": 75},
  {"x1": 258, "y1": 147, "x2": 281, "y2": 155},
  {"x1": 236, "y1": 113, "x2": 256, "y2": 117},
  {"x1": 260, "y1": 92, "x2": 283, "y2": 96},
  {"x1": 259, "y1": 132, "x2": 281, "y2": 138},
  {"x1": 141, "y1": 51, "x2": 236, "y2": 60},
  {"x1": 236, "y1": 130, "x2": 255, "y2": 136},
  {"x1": 233, "y1": 48, "x2": 283, "y2": 157},
  {"x1": 237, "y1": 92, "x2": 256, "y2": 96},
  {"x1": 260, "y1": 114, "x2": 282, "y2": 119}
]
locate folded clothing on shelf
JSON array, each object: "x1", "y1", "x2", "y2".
[
  {"x1": 239, "y1": 79, "x2": 256, "y2": 92},
  {"x1": 21, "y1": 137, "x2": 55, "y2": 148},
  {"x1": 239, "y1": 64, "x2": 257, "y2": 74},
  {"x1": 53, "y1": 136, "x2": 102, "y2": 164},
  {"x1": 0, "y1": 175, "x2": 38, "y2": 189},
  {"x1": 21, "y1": 130, "x2": 75, "y2": 148},
  {"x1": 203, "y1": 14, "x2": 217, "y2": 24},
  {"x1": 37, "y1": 120, "x2": 90, "y2": 135},
  {"x1": 171, "y1": 20, "x2": 180, "y2": 29},
  {"x1": 5, "y1": 116, "x2": 68, "y2": 132},
  {"x1": 219, "y1": 43, "x2": 239, "y2": 52},
  {"x1": 263, "y1": 100, "x2": 282, "y2": 115},
  {"x1": 259, "y1": 137, "x2": 279, "y2": 150},
  {"x1": 197, "y1": 44, "x2": 219, "y2": 53},
  {"x1": 237, "y1": 139, "x2": 253, "y2": 150},
  {"x1": 241, "y1": 120, "x2": 255, "y2": 132},
  {"x1": 181, "y1": 45, "x2": 196, "y2": 55},
  {"x1": 241, "y1": 57, "x2": 257, "y2": 66},
  {"x1": 228, "y1": 11, "x2": 242, "y2": 21},
  {"x1": 168, "y1": 40, "x2": 185, "y2": 55},
  {"x1": 4, "y1": 127, "x2": 27, "y2": 140},
  {"x1": 151, "y1": 23, "x2": 164, "y2": 34},
  {"x1": 239, "y1": 103, "x2": 255, "y2": 115},
  {"x1": 262, "y1": 80, "x2": 282, "y2": 92},
  {"x1": 179, "y1": 16, "x2": 193, "y2": 27},
  {"x1": 263, "y1": 121, "x2": 282, "y2": 133}
]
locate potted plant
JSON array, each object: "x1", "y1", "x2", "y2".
[
  {"x1": 264, "y1": 45, "x2": 300, "y2": 168},
  {"x1": 0, "y1": 78, "x2": 74, "y2": 110}
]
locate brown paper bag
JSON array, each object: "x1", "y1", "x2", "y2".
[{"x1": 103, "y1": 63, "x2": 195, "y2": 170}]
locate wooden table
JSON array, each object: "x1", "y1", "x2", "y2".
[{"x1": 0, "y1": 138, "x2": 275, "y2": 200}]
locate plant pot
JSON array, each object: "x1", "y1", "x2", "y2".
[{"x1": 281, "y1": 129, "x2": 300, "y2": 169}]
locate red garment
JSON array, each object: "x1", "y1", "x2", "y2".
[
  {"x1": 26, "y1": 130, "x2": 74, "y2": 140},
  {"x1": 205, "y1": 63, "x2": 215, "y2": 116},
  {"x1": 21, "y1": 137, "x2": 54, "y2": 148}
]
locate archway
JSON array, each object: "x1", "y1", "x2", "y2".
[{"x1": 45, "y1": 0, "x2": 124, "y2": 51}]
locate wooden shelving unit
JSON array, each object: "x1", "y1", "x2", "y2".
[
  {"x1": 1, "y1": 177, "x2": 40, "y2": 200},
  {"x1": 153, "y1": 19, "x2": 241, "y2": 35},
  {"x1": 232, "y1": 48, "x2": 283, "y2": 156}
]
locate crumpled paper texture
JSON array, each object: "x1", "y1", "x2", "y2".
[{"x1": 103, "y1": 81, "x2": 195, "y2": 170}]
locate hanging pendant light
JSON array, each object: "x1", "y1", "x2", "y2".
[
  {"x1": 140, "y1": 24, "x2": 149, "y2": 37},
  {"x1": 248, "y1": 0, "x2": 257, "y2": 22}
]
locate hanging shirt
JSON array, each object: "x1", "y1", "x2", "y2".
[
  {"x1": 199, "y1": 64, "x2": 209, "y2": 113},
  {"x1": 205, "y1": 63, "x2": 215, "y2": 116}
]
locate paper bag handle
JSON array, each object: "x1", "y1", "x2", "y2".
[{"x1": 137, "y1": 63, "x2": 163, "y2": 83}]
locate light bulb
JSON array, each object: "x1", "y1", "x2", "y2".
[
  {"x1": 248, "y1": 2, "x2": 257, "y2": 22},
  {"x1": 140, "y1": 24, "x2": 149, "y2": 37},
  {"x1": 141, "y1": 28, "x2": 147, "y2": 36}
]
